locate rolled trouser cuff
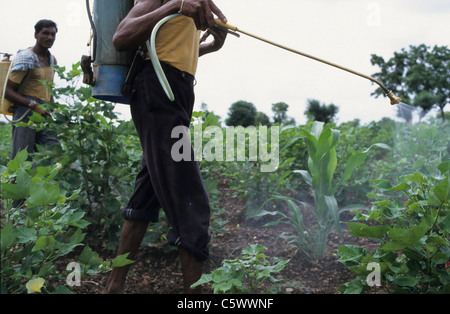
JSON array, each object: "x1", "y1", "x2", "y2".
[
  {"x1": 121, "y1": 207, "x2": 157, "y2": 222},
  {"x1": 168, "y1": 228, "x2": 209, "y2": 262}
]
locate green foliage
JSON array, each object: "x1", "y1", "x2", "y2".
[
  {"x1": 272, "y1": 102, "x2": 295, "y2": 125},
  {"x1": 338, "y1": 162, "x2": 450, "y2": 294},
  {"x1": 29, "y1": 63, "x2": 141, "y2": 249},
  {"x1": 191, "y1": 244, "x2": 289, "y2": 294},
  {"x1": 1, "y1": 150, "x2": 136, "y2": 294},
  {"x1": 253, "y1": 122, "x2": 389, "y2": 260},
  {"x1": 1, "y1": 151, "x2": 83, "y2": 293},
  {"x1": 1, "y1": 58, "x2": 447, "y2": 294},
  {"x1": 371, "y1": 44, "x2": 449, "y2": 121},
  {"x1": 0, "y1": 122, "x2": 11, "y2": 166},
  {"x1": 225, "y1": 100, "x2": 257, "y2": 127},
  {"x1": 334, "y1": 118, "x2": 396, "y2": 204},
  {"x1": 255, "y1": 111, "x2": 271, "y2": 126},
  {"x1": 388, "y1": 119, "x2": 450, "y2": 178},
  {"x1": 304, "y1": 99, "x2": 339, "y2": 123}
]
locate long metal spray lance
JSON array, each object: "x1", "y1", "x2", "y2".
[{"x1": 214, "y1": 20, "x2": 402, "y2": 106}]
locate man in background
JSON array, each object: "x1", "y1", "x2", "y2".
[{"x1": 5, "y1": 19, "x2": 59, "y2": 161}]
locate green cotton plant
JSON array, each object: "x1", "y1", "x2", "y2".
[
  {"x1": 337, "y1": 161, "x2": 450, "y2": 294},
  {"x1": 254, "y1": 121, "x2": 389, "y2": 260},
  {"x1": 0, "y1": 150, "x2": 134, "y2": 294},
  {"x1": 26, "y1": 63, "x2": 142, "y2": 250},
  {"x1": 191, "y1": 244, "x2": 289, "y2": 294},
  {"x1": 1, "y1": 150, "x2": 86, "y2": 293}
]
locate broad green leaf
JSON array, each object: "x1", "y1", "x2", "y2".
[
  {"x1": 346, "y1": 222, "x2": 388, "y2": 238},
  {"x1": 388, "y1": 182, "x2": 410, "y2": 191},
  {"x1": 191, "y1": 274, "x2": 212, "y2": 288},
  {"x1": 338, "y1": 279, "x2": 364, "y2": 294},
  {"x1": 32, "y1": 235, "x2": 56, "y2": 252},
  {"x1": 7, "y1": 150, "x2": 29, "y2": 172},
  {"x1": 374, "y1": 180, "x2": 393, "y2": 190},
  {"x1": 1, "y1": 223, "x2": 18, "y2": 251},
  {"x1": 111, "y1": 253, "x2": 135, "y2": 268},
  {"x1": 337, "y1": 245, "x2": 370, "y2": 267},
  {"x1": 16, "y1": 227, "x2": 38, "y2": 244},
  {"x1": 78, "y1": 245, "x2": 101, "y2": 265},
  {"x1": 431, "y1": 175, "x2": 449, "y2": 204},
  {"x1": 393, "y1": 275, "x2": 420, "y2": 287},
  {"x1": 2, "y1": 168, "x2": 32, "y2": 200},
  {"x1": 2, "y1": 183, "x2": 26, "y2": 200},
  {"x1": 441, "y1": 215, "x2": 450, "y2": 233},
  {"x1": 438, "y1": 161, "x2": 450, "y2": 174},
  {"x1": 342, "y1": 152, "x2": 367, "y2": 183},
  {"x1": 27, "y1": 182, "x2": 61, "y2": 208},
  {"x1": 28, "y1": 111, "x2": 47, "y2": 123},
  {"x1": 405, "y1": 172, "x2": 426, "y2": 183},
  {"x1": 382, "y1": 220, "x2": 429, "y2": 251}
]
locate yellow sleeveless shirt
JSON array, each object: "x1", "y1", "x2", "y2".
[
  {"x1": 156, "y1": 0, "x2": 200, "y2": 76},
  {"x1": 9, "y1": 48, "x2": 56, "y2": 102}
]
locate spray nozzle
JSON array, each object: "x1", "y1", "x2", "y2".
[{"x1": 386, "y1": 91, "x2": 402, "y2": 106}]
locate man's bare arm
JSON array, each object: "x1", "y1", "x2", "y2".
[
  {"x1": 113, "y1": 0, "x2": 227, "y2": 51},
  {"x1": 5, "y1": 80, "x2": 51, "y2": 118},
  {"x1": 113, "y1": 0, "x2": 175, "y2": 51}
]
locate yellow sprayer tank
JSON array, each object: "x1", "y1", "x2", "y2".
[{"x1": 1, "y1": 54, "x2": 13, "y2": 116}]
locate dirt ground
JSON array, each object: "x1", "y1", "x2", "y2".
[{"x1": 70, "y1": 179, "x2": 374, "y2": 295}]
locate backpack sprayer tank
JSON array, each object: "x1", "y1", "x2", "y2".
[
  {"x1": 83, "y1": 0, "x2": 134, "y2": 104},
  {"x1": 1, "y1": 54, "x2": 13, "y2": 116}
]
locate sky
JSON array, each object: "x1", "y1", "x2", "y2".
[{"x1": 1, "y1": 0, "x2": 449, "y2": 125}]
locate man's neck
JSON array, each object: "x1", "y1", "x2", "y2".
[
  {"x1": 32, "y1": 45, "x2": 51, "y2": 66},
  {"x1": 32, "y1": 45, "x2": 49, "y2": 58}
]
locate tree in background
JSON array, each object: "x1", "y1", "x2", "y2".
[
  {"x1": 225, "y1": 100, "x2": 257, "y2": 127},
  {"x1": 272, "y1": 102, "x2": 296, "y2": 125},
  {"x1": 371, "y1": 44, "x2": 449, "y2": 121},
  {"x1": 255, "y1": 111, "x2": 271, "y2": 126},
  {"x1": 304, "y1": 99, "x2": 339, "y2": 123}
]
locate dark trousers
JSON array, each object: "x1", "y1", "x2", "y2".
[
  {"x1": 122, "y1": 61, "x2": 210, "y2": 262},
  {"x1": 11, "y1": 99, "x2": 59, "y2": 160}
]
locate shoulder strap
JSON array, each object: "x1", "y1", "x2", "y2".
[{"x1": 15, "y1": 48, "x2": 38, "y2": 95}]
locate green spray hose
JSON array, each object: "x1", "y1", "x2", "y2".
[{"x1": 147, "y1": 13, "x2": 181, "y2": 102}]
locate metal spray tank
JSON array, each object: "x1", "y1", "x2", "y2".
[{"x1": 82, "y1": 0, "x2": 134, "y2": 104}]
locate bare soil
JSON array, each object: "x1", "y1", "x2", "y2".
[{"x1": 69, "y1": 178, "x2": 374, "y2": 295}]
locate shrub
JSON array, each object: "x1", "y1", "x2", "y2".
[
  {"x1": 1, "y1": 151, "x2": 134, "y2": 294},
  {"x1": 192, "y1": 244, "x2": 289, "y2": 294},
  {"x1": 253, "y1": 122, "x2": 389, "y2": 260},
  {"x1": 338, "y1": 161, "x2": 450, "y2": 294},
  {"x1": 1, "y1": 150, "x2": 87, "y2": 293}
]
